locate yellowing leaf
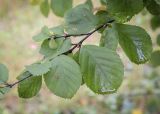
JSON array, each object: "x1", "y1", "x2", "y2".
[{"x1": 132, "y1": 109, "x2": 143, "y2": 114}]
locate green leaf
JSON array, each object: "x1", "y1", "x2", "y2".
[
  {"x1": 26, "y1": 61, "x2": 51, "y2": 76},
  {"x1": 85, "y1": 0, "x2": 93, "y2": 11},
  {"x1": 145, "y1": 0, "x2": 160, "y2": 15},
  {"x1": 18, "y1": 71, "x2": 42, "y2": 98},
  {"x1": 155, "y1": 0, "x2": 160, "y2": 5},
  {"x1": 150, "y1": 51, "x2": 160, "y2": 67},
  {"x1": 100, "y1": 26, "x2": 118, "y2": 50},
  {"x1": 64, "y1": 4, "x2": 98, "y2": 34},
  {"x1": 40, "y1": 40, "x2": 58, "y2": 57},
  {"x1": 51, "y1": 0, "x2": 73, "y2": 17},
  {"x1": 40, "y1": 0, "x2": 50, "y2": 17},
  {"x1": 56, "y1": 39, "x2": 72, "y2": 54},
  {"x1": 157, "y1": 34, "x2": 160, "y2": 46},
  {"x1": 95, "y1": 10, "x2": 113, "y2": 33},
  {"x1": 150, "y1": 16, "x2": 160, "y2": 30},
  {"x1": 49, "y1": 25, "x2": 64, "y2": 35},
  {"x1": 40, "y1": 38, "x2": 72, "y2": 57},
  {"x1": 73, "y1": 52, "x2": 85, "y2": 85},
  {"x1": 33, "y1": 26, "x2": 50, "y2": 42},
  {"x1": 44, "y1": 55, "x2": 82, "y2": 98},
  {"x1": 79, "y1": 45, "x2": 124, "y2": 94},
  {"x1": 96, "y1": 10, "x2": 113, "y2": 26},
  {"x1": 38, "y1": 25, "x2": 65, "y2": 56},
  {"x1": 0, "y1": 63, "x2": 9, "y2": 84},
  {"x1": 0, "y1": 87, "x2": 11, "y2": 99},
  {"x1": 73, "y1": 51, "x2": 80, "y2": 64},
  {"x1": 115, "y1": 23, "x2": 152, "y2": 64},
  {"x1": 33, "y1": 32, "x2": 49, "y2": 42},
  {"x1": 106, "y1": 0, "x2": 144, "y2": 22},
  {"x1": 33, "y1": 25, "x2": 65, "y2": 43}
]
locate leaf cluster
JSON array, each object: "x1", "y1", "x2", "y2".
[{"x1": 1, "y1": 0, "x2": 158, "y2": 99}]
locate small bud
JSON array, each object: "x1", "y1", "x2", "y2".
[
  {"x1": 49, "y1": 39, "x2": 57, "y2": 49},
  {"x1": 49, "y1": 31, "x2": 54, "y2": 35}
]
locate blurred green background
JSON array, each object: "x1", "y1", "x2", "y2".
[{"x1": 0, "y1": 0, "x2": 160, "y2": 114}]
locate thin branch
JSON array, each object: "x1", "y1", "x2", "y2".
[
  {"x1": 2, "y1": 74, "x2": 32, "y2": 88},
  {"x1": 49, "y1": 19, "x2": 114, "y2": 40},
  {"x1": 50, "y1": 33, "x2": 89, "y2": 39},
  {"x1": 10, "y1": 75, "x2": 32, "y2": 88},
  {"x1": 0, "y1": 19, "x2": 115, "y2": 89},
  {"x1": 63, "y1": 19, "x2": 115, "y2": 55}
]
